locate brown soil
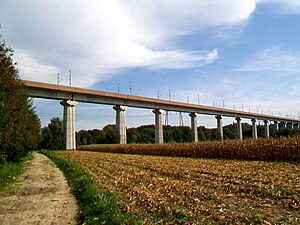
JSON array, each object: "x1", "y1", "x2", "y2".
[
  {"x1": 0, "y1": 152, "x2": 79, "y2": 225},
  {"x1": 58, "y1": 150, "x2": 300, "y2": 224}
]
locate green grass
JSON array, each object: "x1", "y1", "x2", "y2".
[
  {"x1": 0, "y1": 153, "x2": 33, "y2": 191},
  {"x1": 40, "y1": 150, "x2": 138, "y2": 225}
]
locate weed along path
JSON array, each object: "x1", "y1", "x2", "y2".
[{"x1": 0, "y1": 152, "x2": 79, "y2": 225}]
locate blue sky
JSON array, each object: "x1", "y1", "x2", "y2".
[{"x1": 0, "y1": 0, "x2": 299, "y2": 130}]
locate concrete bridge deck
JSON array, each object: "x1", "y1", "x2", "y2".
[{"x1": 23, "y1": 80, "x2": 299, "y2": 123}]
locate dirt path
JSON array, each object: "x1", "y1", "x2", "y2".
[{"x1": 0, "y1": 152, "x2": 79, "y2": 225}]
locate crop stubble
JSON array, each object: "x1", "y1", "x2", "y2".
[{"x1": 57, "y1": 150, "x2": 300, "y2": 224}]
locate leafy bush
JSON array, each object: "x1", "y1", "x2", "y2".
[{"x1": 39, "y1": 118, "x2": 65, "y2": 150}]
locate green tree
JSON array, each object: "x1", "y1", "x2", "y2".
[
  {"x1": 0, "y1": 34, "x2": 40, "y2": 162},
  {"x1": 198, "y1": 129, "x2": 207, "y2": 141},
  {"x1": 39, "y1": 118, "x2": 65, "y2": 150},
  {"x1": 102, "y1": 124, "x2": 118, "y2": 144}
]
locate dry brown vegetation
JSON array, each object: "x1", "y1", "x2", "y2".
[
  {"x1": 79, "y1": 136, "x2": 300, "y2": 162},
  {"x1": 57, "y1": 148, "x2": 300, "y2": 224}
]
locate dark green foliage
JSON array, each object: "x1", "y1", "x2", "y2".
[
  {"x1": 39, "y1": 117, "x2": 65, "y2": 150},
  {"x1": 41, "y1": 150, "x2": 137, "y2": 224},
  {"x1": 77, "y1": 125, "x2": 118, "y2": 146},
  {"x1": 0, "y1": 33, "x2": 40, "y2": 162},
  {"x1": 77, "y1": 122, "x2": 300, "y2": 146}
]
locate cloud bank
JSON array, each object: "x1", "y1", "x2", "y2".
[{"x1": 0, "y1": 0, "x2": 271, "y2": 87}]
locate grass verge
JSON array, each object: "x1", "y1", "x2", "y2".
[
  {"x1": 0, "y1": 153, "x2": 33, "y2": 191},
  {"x1": 40, "y1": 150, "x2": 138, "y2": 225}
]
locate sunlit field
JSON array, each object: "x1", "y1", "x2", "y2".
[
  {"x1": 57, "y1": 138, "x2": 300, "y2": 224},
  {"x1": 79, "y1": 136, "x2": 300, "y2": 162}
]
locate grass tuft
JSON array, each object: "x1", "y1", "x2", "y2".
[
  {"x1": 40, "y1": 150, "x2": 138, "y2": 225},
  {"x1": 0, "y1": 153, "x2": 33, "y2": 191}
]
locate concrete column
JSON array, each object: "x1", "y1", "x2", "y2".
[
  {"x1": 251, "y1": 118, "x2": 258, "y2": 139},
  {"x1": 153, "y1": 109, "x2": 164, "y2": 144},
  {"x1": 294, "y1": 123, "x2": 299, "y2": 129},
  {"x1": 189, "y1": 113, "x2": 198, "y2": 142},
  {"x1": 60, "y1": 100, "x2": 78, "y2": 150},
  {"x1": 274, "y1": 121, "x2": 279, "y2": 131},
  {"x1": 289, "y1": 123, "x2": 294, "y2": 129},
  {"x1": 113, "y1": 105, "x2": 127, "y2": 144},
  {"x1": 264, "y1": 120, "x2": 270, "y2": 139},
  {"x1": 235, "y1": 117, "x2": 243, "y2": 140},
  {"x1": 281, "y1": 122, "x2": 287, "y2": 128},
  {"x1": 215, "y1": 115, "x2": 224, "y2": 141}
]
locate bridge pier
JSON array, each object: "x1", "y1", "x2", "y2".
[
  {"x1": 236, "y1": 117, "x2": 243, "y2": 140},
  {"x1": 189, "y1": 113, "x2": 198, "y2": 142},
  {"x1": 60, "y1": 100, "x2": 78, "y2": 150},
  {"x1": 113, "y1": 105, "x2": 127, "y2": 144},
  {"x1": 251, "y1": 118, "x2": 258, "y2": 139},
  {"x1": 264, "y1": 120, "x2": 270, "y2": 138},
  {"x1": 294, "y1": 123, "x2": 299, "y2": 129},
  {"x1": 215, "y1": 115, "x2": 223, "y2": 141},
  {"x1": 153, "y1": 109, "x2": 164, "y2": 144}
]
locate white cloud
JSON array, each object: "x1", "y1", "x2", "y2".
[
  {"x1": 14, "y1": 50, "x2": 60, "y2": 84},
  {"x1": 235, "y1": 47, "x2": 300, "y2": 73},
  {"x1": 0, "y1": 0, "x2": 256, "y2": 87}
]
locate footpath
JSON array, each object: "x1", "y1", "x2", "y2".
[{"x1": 0, "y1": 152, "x2": 79, "y2": 224}]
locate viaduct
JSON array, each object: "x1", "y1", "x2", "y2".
[{"x1": 23, "y1": 80, "x2": 300, "y2": 150}]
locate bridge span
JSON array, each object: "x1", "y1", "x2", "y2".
[{"x1": 23, "y1": 80, "x2": 300, "y2": 149}]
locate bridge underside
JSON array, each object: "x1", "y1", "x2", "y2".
[{"x1": 23, "y1": 80, "x2": 300, "y2": 149}]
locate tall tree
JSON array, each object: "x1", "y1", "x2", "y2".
[
  {"x1": 0, "y1": 33, "x2": 40, "y2": 162},
  {"x1": 39, "y1": 117, "x2": 65, "y2": 150}
]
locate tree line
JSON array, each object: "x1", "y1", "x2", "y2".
[
  {"x1": 38, "y1": 117, "x2": 300, "y2": 149},
  {"x1": 74, "y1": 122, "x2": 299, "y2": 147}
]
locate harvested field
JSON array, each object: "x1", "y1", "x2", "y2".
[{"x1": 56, "y1": 150, "x2": 300, "y2": 224}]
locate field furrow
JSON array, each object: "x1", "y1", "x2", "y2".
[{"x1": 56, "y1": 150, "x2": 300, "y2": 224}]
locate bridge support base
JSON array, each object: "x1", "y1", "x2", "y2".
[
  {"x1": 264, "y1": 120, "x2": 270, "y2": 139},
  {"x1": 114, "y1": 105, "x2": 127, "y2": 144},
  {"x1": 153, "y1": 109, "x2": 164, "y2": 144},
  {"x1": 189, "y1": 113, "x2": 198, "y2": 142},
  {"x1": 236, "y1": 117, "x2": 243, "y2": 140},
  {"x1": 251, "y1": 118, "x2": 258, "y2": 139},
  {"x1": 60, "y1": 100, "x2": 78, "y2": 150}
]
